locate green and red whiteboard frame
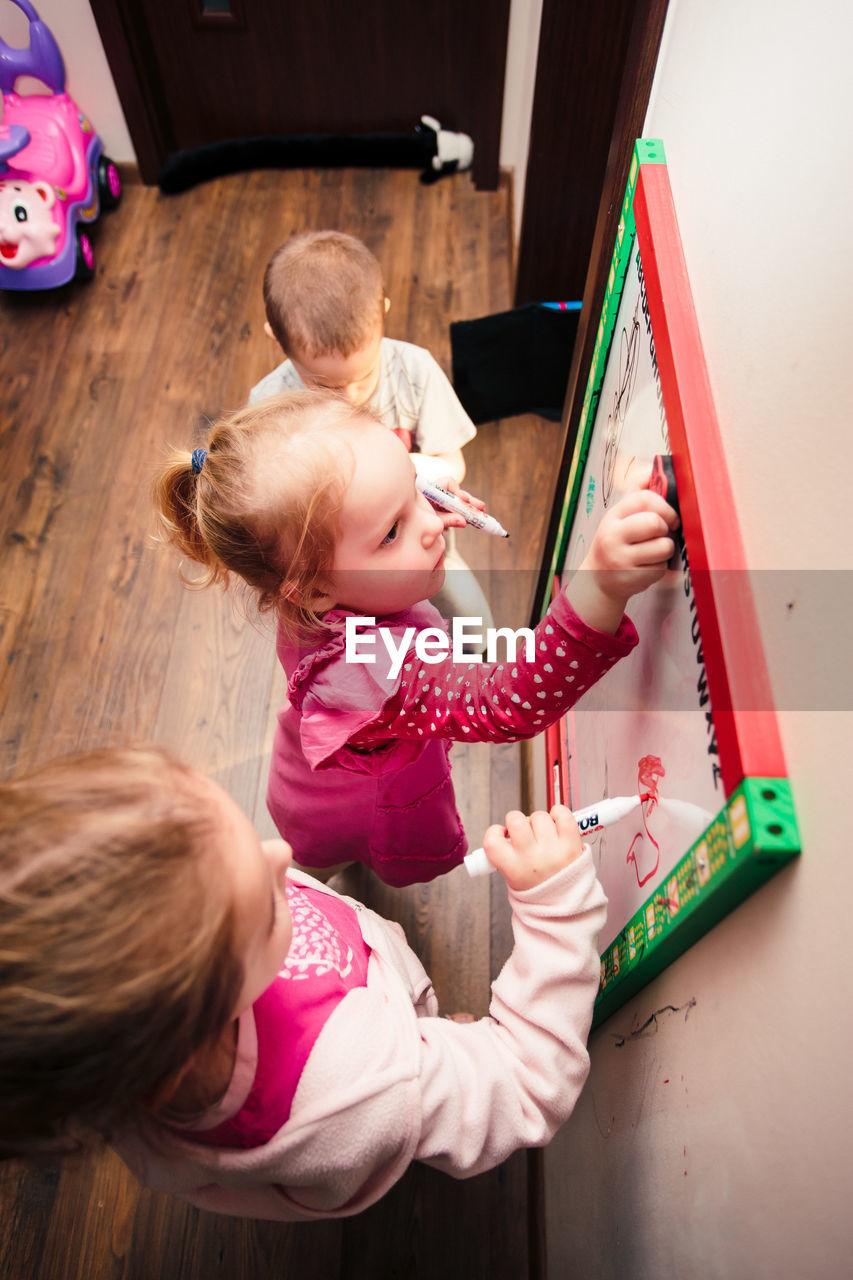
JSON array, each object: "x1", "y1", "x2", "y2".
[{"x1": 542, "y1": 140, "x2": 800, "y2": 1026}]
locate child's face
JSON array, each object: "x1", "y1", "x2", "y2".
[
  {"x1": 288, "y1": 327, "x2": 383, "y2": 406},
  {"x1": 322, "y1": 424, "x2": 447, "y2": 616},
  {"x1": 201, "y1": 776, "x2": 294, "y2": 1015}
]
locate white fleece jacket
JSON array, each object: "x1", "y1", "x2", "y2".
[{"x1": 112, "y1": 856, "x2": 607, "y2": 1221}]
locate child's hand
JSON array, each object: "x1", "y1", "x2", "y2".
[
  {"x1": 567, "y1": 488, "x2": 679, "y2": 633},
  {"x1": 425, "y1": 475, "x2": 487, "y2": 530},
  {"x1": 481, "y1": 805, "x2": 584, "y2": 891},
  {"x1": 586, "y1": 488, "x2": 678, "y2": 591},
  {"x1": 436, "y1": 476, "x2": 486, "y2": 511}
]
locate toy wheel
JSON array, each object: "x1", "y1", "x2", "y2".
[
  {"x1": 75, "y1": 228, "x2": 95, "y2": 282},
  {"x1": 97, "y1": 156, "x2": 122, "y2": 209}
]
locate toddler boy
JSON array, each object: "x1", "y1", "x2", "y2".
[{"x1": 249, "y1": 230, "x2": 493, "y2": 633}]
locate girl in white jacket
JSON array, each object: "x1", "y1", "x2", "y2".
[{"x1": 0, "y1": 745, "x2": 606, "y2": 1220}]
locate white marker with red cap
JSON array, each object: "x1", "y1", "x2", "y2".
[{"x1": 464, "y1": 794, "x2": 648, "y2": 876}]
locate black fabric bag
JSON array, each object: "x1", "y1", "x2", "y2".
[{"x1": 450, "y1": 303, "x2": 580, "y2": 424}]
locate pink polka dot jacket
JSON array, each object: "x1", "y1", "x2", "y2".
[{"x1": 267, "y1": 591, "x2": 637, "y2": 886}]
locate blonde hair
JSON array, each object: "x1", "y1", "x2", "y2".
[
  {"x1": 263, "y1": 230, "x2": 385, "y2": 357},
  {"x1": 153, "y1": 390, "x2": 376, "y2": 639},
  {"x1": 0, "y1": 747, "x2": 243, "y2": 1159}
]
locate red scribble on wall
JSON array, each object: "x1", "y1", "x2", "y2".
[{"x1": 627, "y1": 755, "x2": 666, "y2": 887}]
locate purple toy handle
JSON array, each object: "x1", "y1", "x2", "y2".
[
  {"x1": 0, "y1": 0, "x2": 65, "y2": 95},
  {"x1": 0, "y1": 122, "x2": 31, "y2": 170}
]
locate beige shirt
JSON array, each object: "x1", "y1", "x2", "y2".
[{"x1": 249, "y1": 337, "x2": 477, "y2": 458}]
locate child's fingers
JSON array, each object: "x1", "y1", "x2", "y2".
[
  {"x1": 433, "y1": 478, "x2": 487, "y2": 513},
  {"x1": 456, "y1": 487, "x2": 487, "y2": 512},
  {"x1": 596, "y1": 512, "x2": 673, "y2": 564},
  {"x1": 479, "y1": 825, "x2": 506, "y2": 867},
  {"x1": 481, "y1": 818, "x2": 518, "y2": 875},
  {"x1": 630, "y1": 534, "x2": 676, "y2": 566},
  {"x1": 483, "y1": 823, "x2": 509, "y2": 846},
  {"x1": 528, "y1": 808, "x2": 559, "y2": 842},
  {"x1": 622, "y1": 515, "x2": 676, "y2": 564},
  {"x1": 504, "y1": 808, "x2": 537, "y2": 851},
  {"x1": 441, "y1": 511, "x2": 468, "y2": 530},
  {"x1": 549, "y1": 803, "x2": 581, "y2": 841},
  {"x1": 618, "y1": 521, "x2": 676, "y2": 565},
  {"x1": 484, "y1": 807, "x2": 585, "y2": 889},
  {"x1": 482, "y1": 816, "x2": 518, "y2": 853},
  {"x1": 620, "y1": 510, "x2": 671, "y2": 542},
  {"x1": 434, "y1": 478, "x2": 485, "y2": 512},
  {"x1": 550, "y1": 804, "x2": 584, "y2": 858},
  {"x1": 614, "y1": 488, "x2": 680, "y2": 529}
]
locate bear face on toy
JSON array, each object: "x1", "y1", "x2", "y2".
[
  {"x1": 0, "y1": 175, "x2": 60, "y2": 267},
  {"x1": 0, "y1": 0, "x2": 121, "y2": 290}
]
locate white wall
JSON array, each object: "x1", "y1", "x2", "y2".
[
  {"x1": 545, "y1": 2, "x2": 853, "y2": 1276},
  {"x1": 0, "y1": 0, "x2": 134, "y2": 162}
]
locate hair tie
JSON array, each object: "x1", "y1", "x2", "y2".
[{"x1": 191, "y1": 448, "x2": 208, "y2": 475}]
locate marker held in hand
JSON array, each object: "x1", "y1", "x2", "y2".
[
  {"x1": 415, "y1": 475, "x2": 509, "y2": 538},
  {"x1": 464, "y1": 794, "x2": 648, "y2": 876}
]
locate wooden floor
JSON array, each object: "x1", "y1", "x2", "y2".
[{"x1": 0, "y1": 168, "x2": 562, "y2": 1280}]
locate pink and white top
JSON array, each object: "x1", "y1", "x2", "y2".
[
  {"x1": 181, "y1": 882, "x2": 371, "y2": 1149},
  {"x1": 114, "y1": 858, "x2": 609, "y2": 1222}
]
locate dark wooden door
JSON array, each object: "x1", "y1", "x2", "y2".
[{"x1": 89, "y1": 0, "x2": 510, "y2": 189}]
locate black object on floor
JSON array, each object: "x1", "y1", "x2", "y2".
[
  {"x1": 450, "y1": 303, "x2": 581, "y2": 424},
  {"x1": 158, "y1": 118, "x2": 468, "y2": 194}
]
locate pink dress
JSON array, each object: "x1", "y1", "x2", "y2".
[{"x1": 267, "y1": 592, "x2": 637, "y2": 886}]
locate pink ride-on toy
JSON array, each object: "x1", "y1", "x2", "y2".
[{"x1": 0, "y1": 0, "x2": 121, "y2": 289}]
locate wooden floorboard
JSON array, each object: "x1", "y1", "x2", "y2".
[{"x1": 0, "y1": 167, "x2": 563, "y2": 1279}]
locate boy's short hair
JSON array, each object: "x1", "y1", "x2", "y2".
[{"x1": 263, "y1": 230, "x2": 385, "y2": 358}]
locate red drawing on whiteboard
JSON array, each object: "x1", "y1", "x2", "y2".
[
  {"x1": 627, "y1": 755, "x2": 666, "y2": 887},
  {"x1": 638, "y1": 755, "x2": 664, "y2": 809}
]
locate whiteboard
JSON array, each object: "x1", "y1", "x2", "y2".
[
  {"x1": 560, "y1": 242, "x2": 722, "y2": 949},
  {"x1": 541, "y1": 143, "x2": 797, "y2": 1025}
]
